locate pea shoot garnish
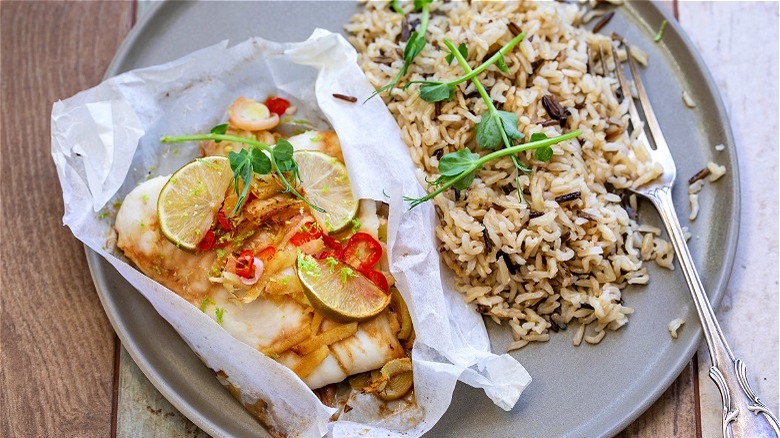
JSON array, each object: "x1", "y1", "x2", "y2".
[
  {"x1": 405, "y1": 32, "x2": 526, "y2": 103},
  {"x1": 405, "y1": 131, "x2": 581, "y2": 208},
  {"x1": 161, "y1": 132, "x2": 324, "y2": 215},
  {"x1": 405, "y1": 31, "x2": 582, "y2": 208},
  {"x1": 366, "y1": 0, "x2": 433, "y2": 101}
]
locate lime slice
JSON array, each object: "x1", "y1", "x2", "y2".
[
  {"x1": 157, "y1": 156, "x2": 232, "y2": 251},
  {"x1": 294, "y1": 150, "x2": 358, "y2": 233},
  {"x1": 297, "y1": 254, "x2": 390, "y2": 322}
]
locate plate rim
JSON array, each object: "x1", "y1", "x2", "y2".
[{"x1": 87, "y1": 1, "x2": 740, "y2": 436}]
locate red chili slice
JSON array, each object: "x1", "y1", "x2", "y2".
[
  {"x1": 257, "y1": 247, "x2": 276, "y2": 263},
  {"x1": 289, "y1": 222, "x2": 322, "y2": 246},
  {"x1": 217, "y1": 210, "x2": 233, "y2": 231},
  {"x1": 343, "y1": 232, "x2": 382, "y2": 271},
  {"x1": 315, "y1": 234, "x2": 345, "y2": 260},
  {"x1": 361, "y1": 269, "x2": 389, "y2": 293},
  {"x1": 265, "y1": 97, "x2": 291, "y2": 117},
  {"x1": 198, "y1": 229, "x2": 216, "y2": 251},
  {"x1": 234, "y1": 249, "x2": 255, "y2": 278}
]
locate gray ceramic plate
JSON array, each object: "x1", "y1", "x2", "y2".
[{"x1": 87, "y1": 1, "x2": 738, "y2": 437}]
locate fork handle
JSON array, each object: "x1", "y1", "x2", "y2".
[{"x1": 648, "y1": 188, "x2": 780, "y2": 437}]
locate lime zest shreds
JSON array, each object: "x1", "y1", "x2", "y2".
[
  {"x1": 654, "y1": 20, "x2": 668, "y2": 42},
  {"x1": 298, "y1": 253, "x2": 322, "y2": 277},
  {"x1": 340, "y1": 266, "x2": 355, "y2": 283},
  {"x1": 200, "y1": 297, "x2": 215, "y2": 312},
  {"x1": 196, "y1": 157, "x2": 222, "y2": 169}
]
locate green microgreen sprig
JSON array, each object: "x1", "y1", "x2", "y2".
[
  {"x1": 442, "y1": 37, "x2": 533, "y2": 200},
  {"x1": 405, "y1": 31, "x2": 526, "y2": 103},
  {"x1": 405, "y1": 32, "x2": 582, "y2": 208},
  {"x1": 160, "y1": 132, "x2": 324, "y2": 215},
  {"x1": 366, "y1": 0, "x2": 433, "y2": 101},
  {"x1": 405, "y1": 130, "x2": 581, "y2": 208},
  {"x1": 390, "y1": 0, "x2": 404, "y2": 14}
]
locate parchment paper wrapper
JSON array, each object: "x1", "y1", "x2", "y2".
[{"x1": 51, "y1": 29, "x2": 531, "y2": 437}]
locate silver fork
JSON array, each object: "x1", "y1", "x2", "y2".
[{"x1": 610, "y1": 38, "x2": 780, "y2": 438}]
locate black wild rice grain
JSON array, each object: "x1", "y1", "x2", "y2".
[
  {"x1": 482, "y1": 227, "x2": 493, "y2": 253},
  {"x1": 332, "y1": 93, "x2": 357, "y2": 102},
  {"x1": 555, "y1": 191, "x2": 582, "y2": 203},
  {"x1": 592, "y1": 11, "x2": 614, "y2": 34},
  {"x1": 688, "y1": 168, "x2": 711, "y2": 184}
]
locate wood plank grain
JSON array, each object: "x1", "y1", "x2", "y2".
[
  {"x1": 117, "y1": 346, "x2": 209, "y2": 437},
  {"x1": 617, "y1": 360, "x2": 699, "y2": 437},
  {"x1": 0, "y1": 2, "x2": 134, "y2": 437}
]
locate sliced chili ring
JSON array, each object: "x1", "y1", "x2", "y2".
[
  {"x1": 265, "y1": 97, "x2": 291, "y2": 117},
  {"x1": 234, "y1": 249, "x2": 255, "y2": 278},
  {"x1": 289, "y1": 222, "x2": 322, "y2": 246},
  {"x1": 257, "y1": 247, "x2": 277, "y2": 263},
  {"x1": 217, "y1": 210, "x2": 233, "y2": 231},
  {"x1": 198, "y1": 229, "x2": 216, "y2": 251},
  {"x1": 361, "y1": 269, "x2": 389, "y2": 293},
  {"x1": 343, "y1": 232, "x2": 382, "y2": 271},
  {"x1": 315, "y1": 234, "x2": 345, "y2": 259}
]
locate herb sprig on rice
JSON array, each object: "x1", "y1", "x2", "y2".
[
  {"x1": 406, "y1": 129, "x2": 581, "y2": 208},
  {"x1": 366, "y1": 0, "x2": 433, "y2": 101},
  {"x1": 405, "y1": 34, "x2": 582, "y2": 208}
]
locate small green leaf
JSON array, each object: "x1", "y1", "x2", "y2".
[
  {"x1": 496, "y1": 111, "x2": 524, "y2": 142},
  {"x1": 215, "y1": 307, "x2": 225, "y2": 325},
  {"x1": 475, "y1": 112, "x2": 502, "y2": 150},
  {"x1": 413, "y1": 0, "x2": 431, "y2": 11},
  {"x1": 273, "y1": 139, "x2": 294, "y2": 162},
  {"x1": 240, "y1": 162, "x2": 252, "y2": 192},
  {"x1": 276, "y1": 158, "x2": 297, "y2": 174},
  {"x1": 404, "y1": 32, "x2": 427, "y2": 62},
  {"x1": 446, "y1": 42, "x2": 468, "y2": 64},
  {"x1": 452, "y1": 172, "x2": 475, "y2": 190},
  {"x1": 249, "y1": 148, "x2": 271, "y2": 174},
  {"x1": 457, "y1": 42, "x2": 468, "y2": 60},
  {"x1": 530, "y1": 132, "x2": 548, "y2": 142},
  {"x1": 228, "y1": 149, "x2": 247, "y2": 171},
  {"x1": 445, "y1": 52, "x2": 454, "y2": 65},
  {"x1": 496, "y1": 53, "x2": 509, "y2": 73},
  {"x1": 438, "y1": 148, "x2": 481, "y2": 176},
  {"x1": 210, "y1": 123, "x2": 229, "y2": 143},
  {"x1": 535, "y1": 146, "x2": 554, "y2": 162},
  {"x1": 419, "y1": 83, "x2": 456, "y2": 102},
  {"x1": 390, "y1": 0, "x2": 404, "y2": 14}
]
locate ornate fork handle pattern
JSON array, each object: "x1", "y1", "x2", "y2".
[{"x1": 648, "y1": 189, "x2": 780, "y2": 438}]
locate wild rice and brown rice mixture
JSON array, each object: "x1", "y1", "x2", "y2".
[{"x1": 347, "y1": 1, "x2": 674, "y2": 349}]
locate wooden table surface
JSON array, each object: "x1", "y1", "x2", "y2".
[{"x1": 1, "y1": 1, "x2": 776, "y2": 437}]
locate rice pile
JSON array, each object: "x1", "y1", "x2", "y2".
[{"x1": 347, "y1": 1, "x2": 675, "y2": 349}]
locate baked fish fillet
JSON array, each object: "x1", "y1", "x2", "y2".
[{"x1": 115, "y1": 176, "x2": 404, "y2": 388}]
